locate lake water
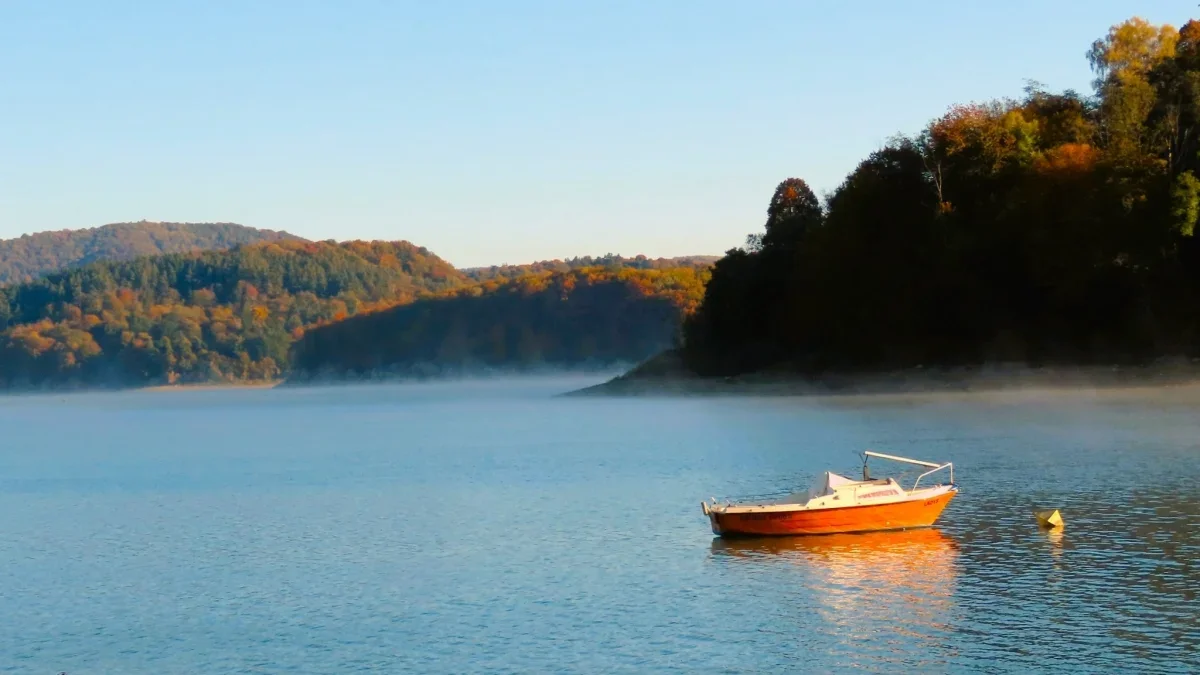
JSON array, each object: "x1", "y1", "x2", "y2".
[{"x1": 1, "y1": 378, "x2": 1197, "y2": 673}]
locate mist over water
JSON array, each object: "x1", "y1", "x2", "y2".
[{"x1": 1, "y1": 378, "x2": 1197, "y2": 672}]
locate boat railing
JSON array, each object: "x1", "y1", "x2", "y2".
[
  {"x1": 911, "y1": 462, "x2": 953, "y2": 491},
  {"x1": 864, "y1": 450, "x2": 954, "y2": 491}
]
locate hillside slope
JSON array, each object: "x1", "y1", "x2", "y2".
[
  {"x1": 288, "y1": 266, "x2": 710, "y2": 381},
  {"x1": 0, "y1": 240, "x2": 465, "y2": 388}
]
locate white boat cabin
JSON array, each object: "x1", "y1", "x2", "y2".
[{"x1": 772, "y1": 471, "x2": 908, "y2": 508}]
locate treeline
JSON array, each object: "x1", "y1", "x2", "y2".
[
  {"x1": 682, "y1": 16, "x2": 1200, "y2": 376},
  {"x1": 0, "y1": 221, "x2": 299, "y2": 285},
  {"x1": 0, "y1": 240, "x2": 464, "y2": 388},
  {"x1": 289, "y1": 267, "x2": 710, "y2": 380}
]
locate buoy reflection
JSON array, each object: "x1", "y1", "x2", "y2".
[{"x1": 1044, "y1": 526, "x2": 1065, "y2": 557}]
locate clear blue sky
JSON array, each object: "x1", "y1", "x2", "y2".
[{"x1": 0, "y1": 1, "x2": 1192, "y2": 267}]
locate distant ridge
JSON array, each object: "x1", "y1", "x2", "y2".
[
  {"x1": 0, "y1": 221, "x2": 304, "y2": 284},
  {"x1": 0, "y1": 224, "x2": 717, "y2": 285},
  {"x1": 461, "y1": 254, "x2": 719, "y2": 281}
]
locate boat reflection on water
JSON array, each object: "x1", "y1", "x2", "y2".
[
  {"x1": 710, "y1": 526, "x2": 957, "y2": 560},
  {"x1": 711, "y1": 528, "x2": 961, "y2": 662}
]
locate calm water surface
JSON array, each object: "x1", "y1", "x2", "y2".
[{"x1": 1, "y1": 378, "x2": 1197, "y2": 673}]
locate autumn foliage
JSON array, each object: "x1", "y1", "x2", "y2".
[
  {"x1": 1033, "y1": 143, "x2": 1100, "y2": 175},
  {"x1": 288, "y1": 266, "x2": 711, "y2": 379}
]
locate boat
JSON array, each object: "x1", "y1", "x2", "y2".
[{"x1": 701, "y1": 450, "x2": 957, "y2": 537}]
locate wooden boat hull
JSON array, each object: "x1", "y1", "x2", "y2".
[{"x1": 709, "y1": 488, "x2": 957, "y2": 537}]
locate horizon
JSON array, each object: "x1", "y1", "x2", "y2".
[{"x1": 0, "y1": 1, "x2": 1189, "y2": 267}]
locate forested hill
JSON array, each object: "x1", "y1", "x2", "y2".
[
  {"x1": 0, "y1": 240, "x2": 464, "y2": 388},
  {"x1": 0, "y1": 240, "x2": 715, "y2": 389},
  {"x1": 680, "y1": 15, "x2": 1200, "y2": 379},
  {"x1": 288, "y1": 266, "x2": 711, "y2": 381},
  {"x1": 0, "y1": 221, "x2": 301, "y2": 285}
]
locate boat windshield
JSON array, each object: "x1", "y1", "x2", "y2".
[
  {"x1": 805, "y1": 471, "x2": 856, "y2": 500},
  {"x1": 763, "y1": 471, "x2": 863, "y2": 505}
]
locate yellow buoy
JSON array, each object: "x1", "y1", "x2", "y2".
[{"x1": 1034, "y1": 508, "x2": 1064, "y2": 528}]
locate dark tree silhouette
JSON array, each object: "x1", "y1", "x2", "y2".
[
  {"x1": 683, "y1": 15, "x2": 1200, "y2": 378},
  {"x1": 760, "y1": 178, "x2": 823, "y2": 251}
]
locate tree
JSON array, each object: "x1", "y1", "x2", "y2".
[
  {"x1": 1088, "y1": 18, "x2": 1179, "y2": 87},
  {"x1": 1171, "y1": 170, "x2": 1200, "y2": 236},
  {"x1": 1089, "y1": 18, "x2": 1180, "y2": 159},
  {"x1": 760, "y1": 178, "x2": 823, "y2": 251}
]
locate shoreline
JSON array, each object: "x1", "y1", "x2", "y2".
[
  {"x1": 138, "y1": 381, "x2": 282, "y2": 392},
  {"x1": 563, "y1": 358, "x2": 1200, "y2": 399},
  {"x1": 0, "y1": 379, "x2": 284, "y2": 400}
]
